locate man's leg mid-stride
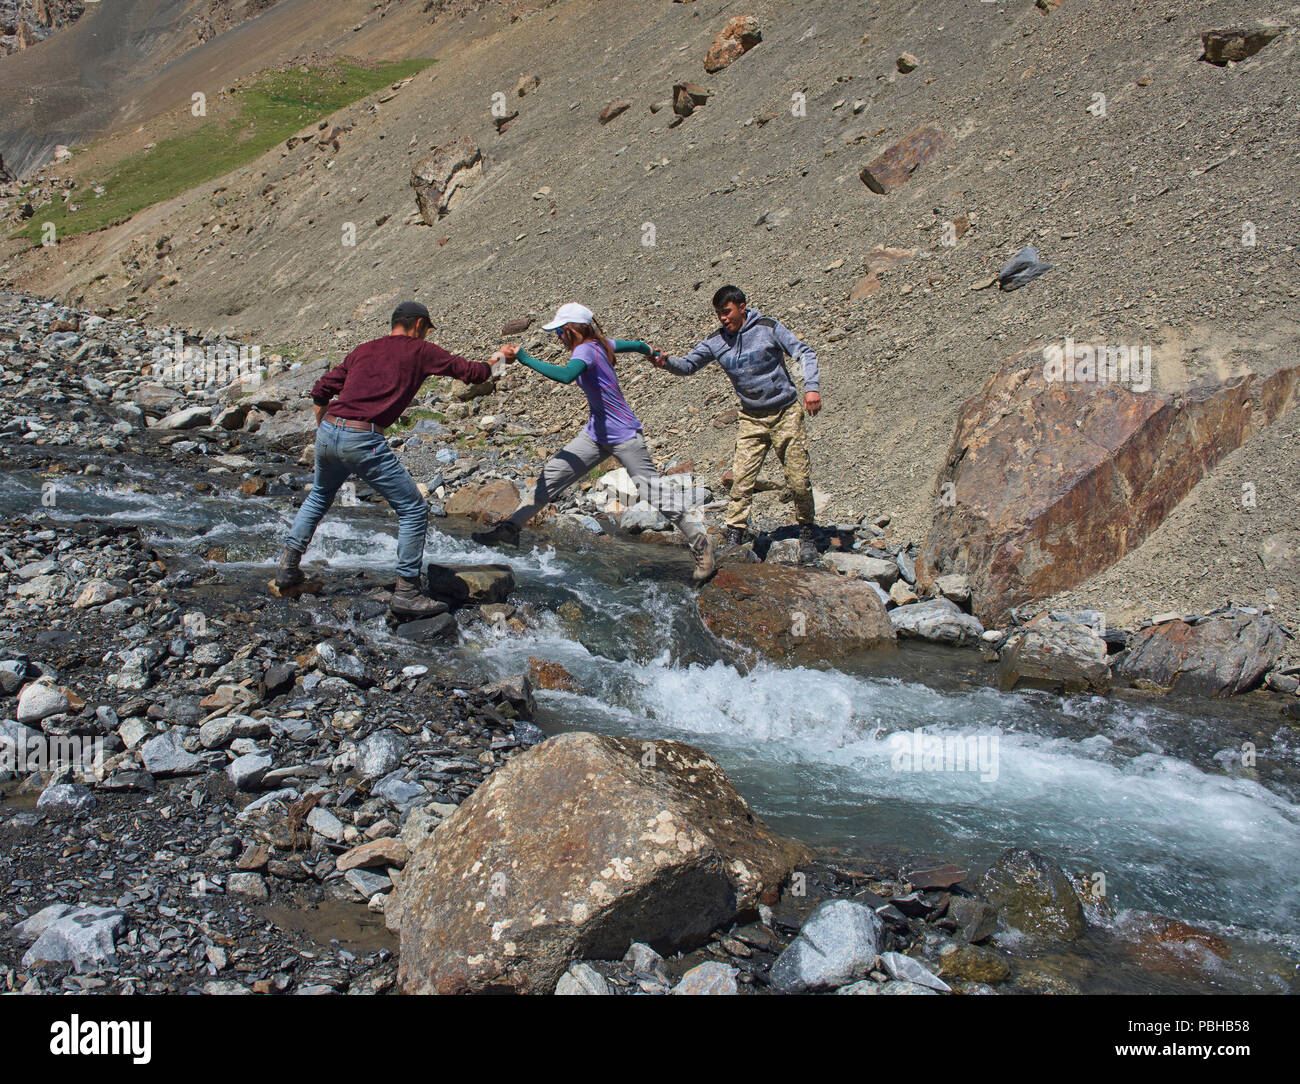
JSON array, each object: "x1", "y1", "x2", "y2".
[
  {"x1": 724, "y1": 412, "x2": 773, "y2": 544},
  {"x1": 771, "y1": 401, "x2": 819, "y2": 563}
]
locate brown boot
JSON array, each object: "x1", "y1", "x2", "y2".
[
  {"x1": 689, "y1": 532, "x2": 716, "y2": 583},
  {"x1": 275, "y1": 546, "x2": 305, "y2": 589},
  {"x1": 390, "y1": 576, "x2": 449, "y2": 619}
]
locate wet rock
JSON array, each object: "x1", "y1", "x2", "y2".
[
  {"x1": 480, "y1": 674, "x2": 536, "y2": 720},
  {"x1": 935, "y1": 942, "x2": 1012, "y2": 984},
  {"x1": 154, "y1": 405, "x2": 213, "y2": 430},
  {"x1": 620, "y1": 502, "x2": 670, "y2": 533},
  {"x1": 314, "y1": 641, "x2": 368, "y2": 685},
  {"x1": 947, "y1": 897, "x2": 998, "y2": 943},
  {"x1": 918, "y1": 352, "x2": 1300, "y2": 625},
  {"x1": 445, "y1": 479, "x2": 520, "y2": 523},
  {"x1": 703, "y1": 15, "x2": 762, "y2": 73},
  {"x1": 395, "y1": 613, "x2": 457, "y2": 642},
  {"x1": 890, "y1": 598, "x2": 984, "y2": 646},
  {"x1": 397, "y1": 732, "x2": 807, "y2": 994},
  {"x1": 426, "y1": 563, "x2": 514, "y2": 606},
  {"x1": 978, "y1": 848, "x2": 1085, "y2": 941},
  {"x1": 904, "y1": 862, "x2": 969, "y2": 890},
  {"x1": 527, "y1": 656, "x2": 582, "y2": 693},
  {"x1": 22, "y1": 906, "x2": 125, "y2": 971},
  {"x1": 1117, "y1": 613, "x2": 1286, "y2": 697},
  {"x1": 998, "y1": 622, "x2": 1111, "y2": 694},
  {"x1": 770, "y1": 899, "x2": 884, "y2": 993},
  {"x1": 672, "y1": 960, "x2": 738, "y2": 994},
  {"x1": 697, "y1": 562, "x2": 895, "y2": 666},
  {"x1": 411, "y1": 135, "x2": 483, "y2": 223},
  {"x1": 555, "y1": 962, "x2": 609, "y2": 995},
  {"x1": 880, "y1": 951, "x2": 951, "y2": 992}
]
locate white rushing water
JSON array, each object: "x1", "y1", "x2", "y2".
[{"x1": 11, "y1": 476, "x2": 1300, "y2": 940}]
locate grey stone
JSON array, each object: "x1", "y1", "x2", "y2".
[
  {"x1": 227, "y1": 752, "x2": 272, "y2": 791},
  {"x1": 372, "y1": 774, "x2": 425, "y2": 809},
  {"x1": 307, "y1": 806, "x2": 346, "y2": 843},
  {"x1": 672, "y1": 960, "x2": 738, "y2": 995},
  {"x1": 345, "y1": 868, "x2": 391, "y2": 898},
  {"x1": 140, "y1": 730, "x2": 202, "y2": 776},
  {"x1": 227, "y1": 872, "x2": 268, "y2": 901},
  {"x1": 770, "y1": 899, "x2": 883, "y2": 992},
  {"x1": 22, "y1": 906, "x2": 126, "y2": 971},
  {"x1": 890, "y1": 597, "x2": 984, "y2": 646},
  {"x1": 358, "y1": 730, "x2": 407, "y2": 779},
  {"x1": 879, "y1": 950, "x2": 951, "y2": 992},
  {"x1": 14, "y1": 903, "x2": 75, "y2": 940},
  {"x1": 36, "y1": 783, "x2": 96, "y2": 816},
  {"x1": 555, "y1": 962, "x2": 609, "y2": 995},
  {"x1": 16, "y1": 682, "x2": 68, "y2": 724}
]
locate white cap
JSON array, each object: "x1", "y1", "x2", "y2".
[{"x1": 541, "y1": 302, "x2": 595, "y2": 331}]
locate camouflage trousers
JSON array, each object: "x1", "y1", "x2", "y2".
[{"x1": 726, "y1": 398, "x2": 815, "y2": 530}]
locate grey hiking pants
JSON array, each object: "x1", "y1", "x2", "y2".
[{"x1": 507, "y1": 430, "x2": 703, "y2": 541}]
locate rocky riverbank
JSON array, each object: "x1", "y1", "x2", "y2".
[{"x1": 1, "y1": 291, "x2": 1297, "y2": 994}]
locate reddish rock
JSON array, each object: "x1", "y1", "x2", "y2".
[
  {"x1": 849, "y1": 245, "x2": 916, "y2": 299},
  {"x1": 337, "y1": 838, "x2": 409, "y2": 872},
  {"x1": 445, "y1": 479, "x2": 521, "y2": 523},
  {"x1": 1116, "y1": 614, "x2": 1286, "y2": 697},
  {"x1": 696, "y1": 561, "x2": 895, "y2": 667},
  {"x1": 704, "y1": 16, "x2": 762, "y2": 73},
  {"x1": 396, "y1": 731, "x2": 808, "y2": 994},
  {"x1": 918, "y1": 353, "x2": 1300, "y2": 625},
  {"x1": 527, "y1": 657, "x2": 582, "y2": 693},
  {"x1": 859, "y1": 126, "x2": 947, "y2": 195},
  {"x1": 598, "y1": 99, "x2": 632, "y2": 125},
  {"x1": 672, "y1": 82, "x2": 711, "y2": 117}
]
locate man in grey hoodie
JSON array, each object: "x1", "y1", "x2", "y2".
[{"x1": 651, "y1": 285, "x2": 822, "y2": 563}]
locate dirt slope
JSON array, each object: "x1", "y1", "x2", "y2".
[{"x1": 2, "y1": 0, "x2": 1298, "y2": 632}]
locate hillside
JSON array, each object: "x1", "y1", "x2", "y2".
[{"x1": 1, "y1": 0, "x2": 1297, "y2": 632}]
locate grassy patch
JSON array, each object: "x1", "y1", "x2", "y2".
[
  {"x1": 13, "y1": 57, "x2": 434, "y2": 244},
  {"x1": 387, "y1": 407, "x2": 447, "y2": 437}
]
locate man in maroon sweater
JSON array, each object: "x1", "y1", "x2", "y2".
[{"x1": 276, "y1": 302, "x2": 495, "y2": 617}]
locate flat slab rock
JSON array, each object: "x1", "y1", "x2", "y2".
[
  {"x1": 396, "y1": 731, "x2": 808, "y2": 994},
  {"x1": 998, "y1": 621, "x2": 1111, "y2": 694},
  {"x1": 1117, "y1": 613, "x2": 1287, "y2": 697}
]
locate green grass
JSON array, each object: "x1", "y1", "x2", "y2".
[
  {"x1": 387, "y1": 407, "x2": 447, "y2": 437},
  {"x1": 13, "y1": 58, "x2": 434, "y2": 244}
]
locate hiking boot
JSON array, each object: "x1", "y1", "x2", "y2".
[
  {"x1": 689, "y1": 532, "x2": 716, "y2": 584},
  {"x1": 390, "y1": 576, "x2": 449, "y2": 619},
  {"x1": 472, "y1": 520, "x2": 521, "y2": 547},
  {"x1": 798, "y1": 524, "x2": 820, "y2": 565},
  {"x1": 275, "y1": 546, "x2": 305, "y2": 589}
]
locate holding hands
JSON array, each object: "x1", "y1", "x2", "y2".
[{"x1": 649, "y1": 349, "x2": 668, "y2": 369}]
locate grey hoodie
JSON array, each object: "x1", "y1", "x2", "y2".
[{"x1": 663, "y1": 306, "x2": 820, "y2": 412}]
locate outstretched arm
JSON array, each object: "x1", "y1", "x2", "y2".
[
  {"x1": 515, "y1": 347, "x2": 587, "y2": 385},
  {"x1": 651, "y1": 340, "x2": 714, "y2": 375},
  {"x1": 613, "y1": 339, "x2": 652, "y2": 356}
]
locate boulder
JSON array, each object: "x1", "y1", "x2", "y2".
[
  {"x1": 820, "y1": 552, "x2": 899, "y2": 587},
  {"x1": 396, "y1": 731, "x2": 808, "y2": 994},
  {"x1": 703, "y1": 15, "x2": 762, "y2": 73},
  {"x1": 1201, "y1": 27, "x2": 1285, "y2": 65},
  {"x1": 672, "y1": 82, "x2": 711, "y2": 117},
  {"x1": 977, "y1": 848, "x2": 1085, "y2": 941},
  {"x1": 22, "y1": 906, "x2": 125, "y2": 972},
  {"x1": 696, "y1": 561, "x2": 895, "y2": 666},
  {"x1": 889, "y1": 598, "x2": 984, "y2": 647},
  {"x1": 555, "y1": 962, "x2": 609, "y2": 995},
  {"x1": 154, "y1": 405, "x2": 214, "y2": 430},
  {"x1": 528, "y1": 657, "x2": 582, "y2": 693},
  {"x1": 411, "y1": 135, "x2": 482, "y2": 223},
  {"x1": 859, "y1": 126, "x2": 947, "y2": 194},
  {"x1": 1116, "y1": 613, "x2": 1287, "y2": 697},
  {"x1": 770, "y1": 900, "x2": 883, "y2": 993},
  {"x1": 918, "y1": 352, "x2": 1300, "y2": 625},
  {"x1": 672, "y1": 961, "x2": 738, "y2": 994},
  {"x1": 425, "y1": 563, "x2": 514, "y2": 606},
  {"x1": 445, "y1": 479, "x2": 520, "y2": 523},
  {"x1": 16, "y1": 682, "x2": 68, "y2": 723},
  {"x1": 258, "y1": 406, "x2": 317, "y2": 453},
  {"x1": 998, "y1": 622, "x2": 1111, "y2": 694}
]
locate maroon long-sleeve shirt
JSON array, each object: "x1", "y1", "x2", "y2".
[{"x1": 310, "y1": 335, "x2": 492, "y2": 429}]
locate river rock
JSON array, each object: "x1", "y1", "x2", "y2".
[
  {"x1": 36, "y1": 783, "x2": 96, "y2": 816},
  {"x1": 889, "y1": 597, "x2": 984, "y2": 646},
  {"x1": 947, "y1": 896, "x2": 998, "y2": 943},
  {"x1": 672, "y1": 960, "x2": 738, "y2": 994},
  {"x1": 154, "y1": 405, "x2": 213, "y2": 430},
  {"x1": 918, "y1": 352, "x2": 1300, "y2": 624},
  {"x1": 696, "y1": 562, "x2": 895, "y2": 666},
  {"x1": 820, "y1": 552, "x2": 899, "y2": 587},
  {"x1": 446, "y1": 479, "x2": 520, "y2": 523},
  {"x1": 426, "y1": 563, "x2": 514, "y2": 605},
  {"x1": 16, "y1": 682, "x2": 68, "y2": 723},
  {"x1": 227, "y1": 752, "x2": 271, "y2": 791},
  {"x1": 258, "y1": 406, "x2": 317, "y2": 453},
  {"x1": 998, "y1": 621, "x2": 1111, "y2": 694},
  {"x1": 1116, "y1": 613, "x2": 1286, "y2": 697},
  {"x1": 770, "y1": 899, "x2": 884, "y2": 993},
  {"x1": 977, "y1": 848, "x2": 1085, "y2": 941},
  {"x1": 527, "y1": 657, "x2": 582, "y2": 693},
  {"x1": 22, "y1": 906, "x2": 125, "y2": 971},
  {"x1": 879, "y1": 951, "x2": 951, "y2": 992},
  {"x1": 140, "y1": 730, "x2": 203, "y2": 776},
  {"x1": 396, "y1": 731, "x2": 808, "y2": 994},
  {"x1": 337, "y1": 837, "x2": 408, "y2": 872},
  {"x1": 358, "y1": 729, "x2": 408, "y2": 779}
]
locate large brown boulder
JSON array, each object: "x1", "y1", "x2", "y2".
[
  {"x1": 396, "y1": 732, "x2": 808, "y2": 994},
  {"x1": 696, "y1": 561, "x2": 894, "y2": 666},
  {"x1": 704, "y1": 16, "x2": 761, "y2": 73},
  {"x1": 411, "y1": 136, "x2": 482, "y2": 224},
  {"x1": 918, "y1": 352, "x2": 1300, "y2": 625},
  {"x1": 444, "y1": 479, "x2": 520, "y2": 522},
  {"x1": 1117, "y1": 613, "x2": 1287, "y2": 697}
]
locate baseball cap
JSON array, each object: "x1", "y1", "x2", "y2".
[
  {"x1": 541, "y1": 302, "x2": 594, "y2": 331},
  {"x1": 391, "y1": 301, "x2": 433, "y2": 325}
]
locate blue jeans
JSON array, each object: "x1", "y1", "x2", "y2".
[{"x1": 286, "y1": 420, "x2": 428, "y2": 580}]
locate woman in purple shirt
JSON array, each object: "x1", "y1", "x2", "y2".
[{"x1": 473, "y1": 303, "x2": 715, "y2": 582}]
